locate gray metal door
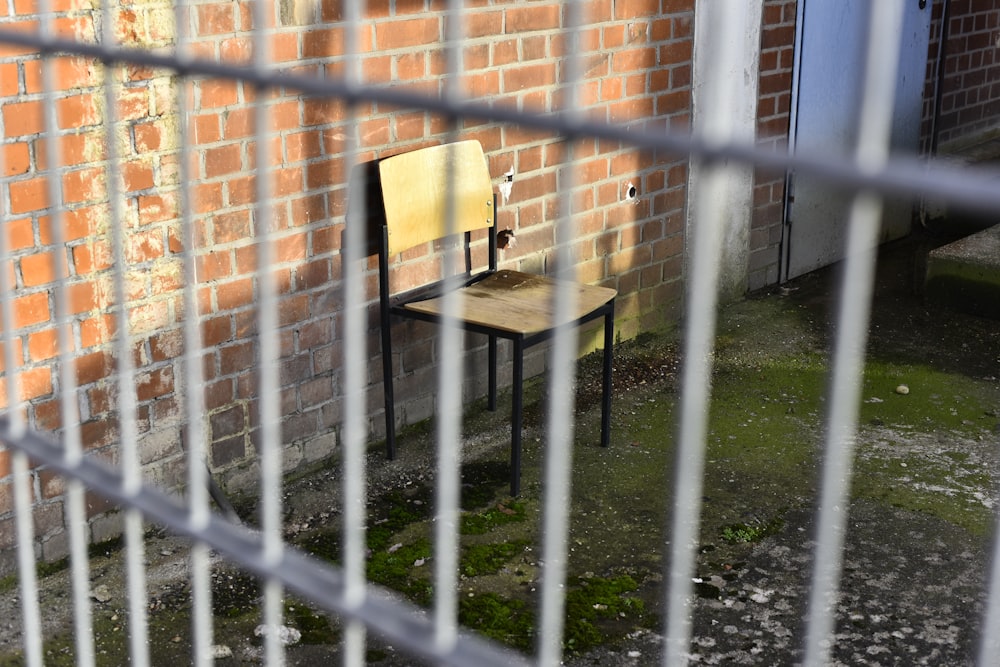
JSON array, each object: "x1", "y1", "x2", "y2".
[{"x1": 785, "y1": 0, "x2": 932, "y2": 280}]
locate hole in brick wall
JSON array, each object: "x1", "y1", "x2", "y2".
[
  {"x1": 499, "y1": 167, "x2": 514, "y2": 205},
  {"x1": 497, "y1": 229, "x2": 516, "y2": 250},
  {"x1": 624, "y1": 182, "x2": 638, "y2": 203}
]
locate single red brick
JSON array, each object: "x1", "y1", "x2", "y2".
[
  {"x1": 503, "y1": 62, "x2": 557, "y2": 92},
  {"x1": 506, "y1": 4, "x2": 561, "y2": 32},
  {"x1": 197, "y1": 3, "x2": 236, "y2": 34},
  {"x1": 57, "y1": 132, "x2": 104, "y2": 168},
  {"x1": 0, "y1": 62, "x2": 18, "y2": 96},
  {"x1": 132, "y1": 121, "x2": 164, "y2": 153},
  {"x1": 0, "y1": 21, "x2": 39, "y2": 56},
  {"x1": 216, "y1": 278, "x2": 254, "y2": 310},
  {"x1": 203, "y1": 144, "x2": 244, "y2": 178},
  {"x1": 137, "y1": 194, "x2": 178, "y2": 225},
  {"x1": 62, "y1": 167, "x2": 106, "y2": 205},
  {"x1": 20, "y1": 251, "x2": 57, "y2": 288},
  {"x1": 199, "y1": 79, "x2": 239, "y2": 108},
  {"x1": 6, "y1": 218, "x2": 34, "y2": 252},
  {"x1": 136, "y1": 365, "x2": 173, "y2": 401},
  {"x1": 2, "y1": 99, "x2": 44, "y2": 137},
  {"x1": 20, "y1": 366, "x2": 53, "y2": 401},
  {"x1": 57, "y1": 93, "x2": 101, "y2": 130},
  {"x1": 123, "y1": 161, "x2": 155, "y2": 192},
  {"x1": 67, "y1": 280, "x2": 100, "y2": 315},
  {"x1": 375, "y1": 17, "x2": 441, "y2": 50},
  {"x1": 14, "y1": 292, "x2": 49, "y2": 328},
  {"x1": 193, "y1": 182, "x2": 224, "y2": 214},
  {"x1": 202, "y1": 316, "x2": 233, "y2": 347},
  {"x1": 4, "y1": 142, "x2": 30, "y2": 177},
  {"x1": 196, "y1": 251, "x2": 233, "y2": 282},
  {"x1": 75, "y1": 349, "x2": 113, "y2": 386},
  {"x1": 116, "y1": 86, "x2": 150, "y2": 122}
]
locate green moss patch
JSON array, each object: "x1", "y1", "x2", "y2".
[
  {"x1": 563, "y1": 574, "x2": 651, "y2": 654},
  {"x1": 461, "y1": 540, "x2": 529, "y2": 577},
  {"x1": 458, "y1": 593, "x2": 534, "y2": 653},
  {"x1": 721, "y1": 517, "x2": 785, "y2": 544},
  {"x1": 367, "y1": 538, "x2": 433, "y2": 607},
  {"x1": 284, "y1": 601, "x2": 338, "y2": 645},
  {"x1": 860, "y1": 360, "x2": 998, "y2": 432}
]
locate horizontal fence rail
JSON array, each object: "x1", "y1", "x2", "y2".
[
  {"x1": 0, "y1": 419, "x2": 531, "y2": 667},
  {"x1": 0, "y1": 28, "x2": 999, "y2": 212},
  {"x1": 0, "y1": 0, "x2": 999, "y2": 665}
]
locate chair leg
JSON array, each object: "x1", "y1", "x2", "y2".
[
  {"x1": 380, "y1": 318, "x2": 396, "y2": 460},
  {"x1": 510, "y1": 338, "x2": 524, "y2": 497},
  {"x1": 601, "y1": 306, "x2": 614, "y2": 448},
  {"x1": 488, "y1": 334, "x2": 497, "y2": 411}
]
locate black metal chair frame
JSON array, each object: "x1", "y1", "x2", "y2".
[{"x1": 377, "y1": 168, "x2": 614, "y2": 498}]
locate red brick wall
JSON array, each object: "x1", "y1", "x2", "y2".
[
  {"x1": 0, "y1": 0, "x2": 700, "y2": 566},
  {"x1": 924, "y1": 0, "x2": 1000, "y2": 151},
  {"x1": 0, "y1": 0, "x2": 187, "y2": 563}
]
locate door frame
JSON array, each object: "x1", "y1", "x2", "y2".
[{"x1": 780, "y1": 0, "x2": 809, "y2": 282}]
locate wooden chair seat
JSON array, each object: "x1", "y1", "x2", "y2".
[{"x1": 402, "y1": 270, "x2": 618, "y2": 336}]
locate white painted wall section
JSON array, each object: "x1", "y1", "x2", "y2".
[{"x1": 687, "y1": 0, "x2": 764, "y2": 301}]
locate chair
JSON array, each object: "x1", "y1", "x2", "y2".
[{"x1": 376, "y1": 140, "x2": 616, "y2": 496}]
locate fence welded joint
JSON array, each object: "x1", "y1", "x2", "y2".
[
  {"x1": 0, "y1": 420, "x2": 532, "y2": 667},
  {"x1": 0, "y1": 28, "x2": 999, "y2": 215}
]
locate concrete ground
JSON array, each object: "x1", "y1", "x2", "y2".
[
  {"x1": 1, "y1": 230, "x2": 998, "y2": 665},
  {"x1": 568, "y1": 230, "x2": 1000, "y2": 665}
]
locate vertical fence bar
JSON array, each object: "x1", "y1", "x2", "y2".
[
  {"x1": 98, "y1": 0, "x2": 153, "y2": 662},
  {"x1": 979, "y1": 486, "x2": 1000, "y2": 661},
  {"x1": 249, "y1": 0, "x2": 285, "y2": 663},
  {"x1": 172, "y1": 0, "x2": 217, "y2": 662},
  {"x1": 432, "y1": 0, "x2": 468, "y2": 655},
  {"x1": 340, "y1": 0, "x2": 368, "y2": 664},
  {"x1": 536, "y1": 0, "x2": 584, "y2": 663},
  {"x1": 2, "y1": 167, "x2": 43, "y2": 667},
  {"x1": 11, "y1": 453, "x2": 42, "y2": 667},
  {"x1": 36, "y1": 0, "x2": 105, "y2": 662},
  {"x1": 662, "y1": 2, "x2": 742, "y2": 664},
  {"x1": 801, "y1": 2, "x2": 904, "y2": 665},
  {"x1": 0, "y1": 74, "x2": 44, "y2": 667},
  {"x1": 0, "y1": 129, "x2": 43, "y2": 667}
]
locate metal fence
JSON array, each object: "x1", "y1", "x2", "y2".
[{"x1": 1, "y1": 1, "x2": 1000, "y2": 666}]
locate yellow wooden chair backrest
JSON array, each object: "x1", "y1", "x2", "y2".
[{"x1": 378, "y1": 140, "x2": 495, "y2": 257}]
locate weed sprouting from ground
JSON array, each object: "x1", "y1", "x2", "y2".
[{"x1": 721, "y1": 517, "x2": 785, "y2": 544}]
